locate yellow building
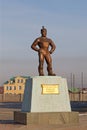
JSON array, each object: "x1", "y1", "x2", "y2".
[{"x1": 4, "y1": 76, "x2": 29, "y2": 94}]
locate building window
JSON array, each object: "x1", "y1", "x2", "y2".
[
  {"x1": 21, "y1": 79, "x2": 23, "y2": 83},
  {"x1": 14, "y1": 86, "x2": 16, "y2": 90},
  {"x1": 10, "y1": 80, "x2": 13, "y2": 84},
  {"x1": 6, "y1": 86, "x2": 11, "y2": 90},
  {"x1": 17, "y1": 79, "x2": 20, "y2": 83},
  {"x1": 6, "y1": 86, "x2": 9, "y2": 90},
  {"x1": 10, "y1": 86, "x2": 12, "y2": 90},
  {"x1": 18, "y1": 86, "x2": 22, "y2": 90}
]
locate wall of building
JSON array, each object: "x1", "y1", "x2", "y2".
[
  {"x1": 69, "y1": 92, "x2": 87, "y2": 101},
  {"x1": 0, "y1": 93, "x2": 87, "y2": 102},
  {"x1": 0, "y1": 94, "x2": 23, "y2": 102}
]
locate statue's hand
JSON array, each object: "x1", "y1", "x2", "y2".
[
  {"x1": 49, "y1": 50, "x2": 53, "y2": 54},
  {"x1": 38, "y1": 49, "x2": 42, "y2": 53}
]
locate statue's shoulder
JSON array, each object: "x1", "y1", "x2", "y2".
[
  {"x1": 35, "y1": 37, "x2": 41, "y2": 42},
  {"x1": 47, "y1": 37, "x2": 52, "y2": 42}
]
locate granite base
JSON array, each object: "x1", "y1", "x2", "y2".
[{"x1": 14, "y1": 111, "x2": 79, "y2": 125}]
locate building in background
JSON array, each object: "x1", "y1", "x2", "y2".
[
  {"x1": 0, "y1": 86, "x2": 4, "y2": 94},
  {"x1": 81, "y1": 88, "x2": 87, "y2": 94},
  {"x1": 3, "y1": 76, "x2": 29, "y2": 94}
]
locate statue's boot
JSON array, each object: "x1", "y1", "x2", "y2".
[
  {"x1": 47, "y1": 67, "x2": 56, "y2": 76},
  {"x1": 38, "y1": 66, "x2": 44, "y2": 76}
]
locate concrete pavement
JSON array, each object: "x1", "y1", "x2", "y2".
[{"x1": 0, "y1": 108, "x2": 87, "y2": 130}]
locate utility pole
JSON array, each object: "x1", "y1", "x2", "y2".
[
  {"x1": 81, "y1": 72, "x2": 83, "y2": 101},
  {"x1": 73, "y1": 74, "x2": 75, "y2": 101},
  {"x1": 70, "y1": 73, "x2": 73, "y2": 101}
]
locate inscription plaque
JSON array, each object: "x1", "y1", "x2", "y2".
[{"x1": 41, "y1": 84, "x2": 59, "y2": 94}]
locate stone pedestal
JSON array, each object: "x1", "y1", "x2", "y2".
[
  {"x1": 22, "y1": 76, "x2": 71, "y2": 112},
  {"x1": 14, "y1": 76, "x2": 79, "y2": 125}
]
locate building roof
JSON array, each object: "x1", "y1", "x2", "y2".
[
  {"x1": 10, "y1": 77, "x2": 15, "y2": 80},
  {"x1": 4, "y1": 81, "x2": 9, "y2": 84},
  {"x1": 82, "y1": 88, "x2": 87, "y2": 91},
  {"x1": 20, "y1": 76, "x2": 30, "y2": 78},
  {"x1": 3, "y1": 76, "x2": 30, "y2": 85},
  {"x1": 68, "y1": 87, "x2": 80, "y2": 93}
]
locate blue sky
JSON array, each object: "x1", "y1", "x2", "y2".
[{"x1": 0, "y1": 0, "x2": 87, "y2": 86}]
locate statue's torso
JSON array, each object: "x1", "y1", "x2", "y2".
[{"x1": 37, "y1": 37, "x2": 51, "y2": 53}]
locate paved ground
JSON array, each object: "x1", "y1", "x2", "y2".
[{"x1": 0, "y1": 108, "x2": 87, "y2": 130}]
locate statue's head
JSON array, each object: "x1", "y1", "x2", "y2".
[{"x1": 41, "y1": 26, "x2": 47, "y2": 37}]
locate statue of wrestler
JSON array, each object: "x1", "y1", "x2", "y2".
[{"x1": 31, "y1": 26, "x2": 56, "y2": 76}]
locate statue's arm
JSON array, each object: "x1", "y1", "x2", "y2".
[
  {"x1": 31, "y1": 39, "x2": 39, "y2": 52},
  {"x1": 49, "y1": 39, "x2": 56, "y2": 54}
]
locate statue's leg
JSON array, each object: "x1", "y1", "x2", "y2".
[
  {"x1": 38, "y1": 53, "x2": 44, "y2": 76},
  {"x1": 45, "y1": 54, "x2": 56, "y2": 76}
]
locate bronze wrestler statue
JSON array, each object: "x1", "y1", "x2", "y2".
[{"x1": 31, "y1": 26, "x2": 56, "y2": 76}]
